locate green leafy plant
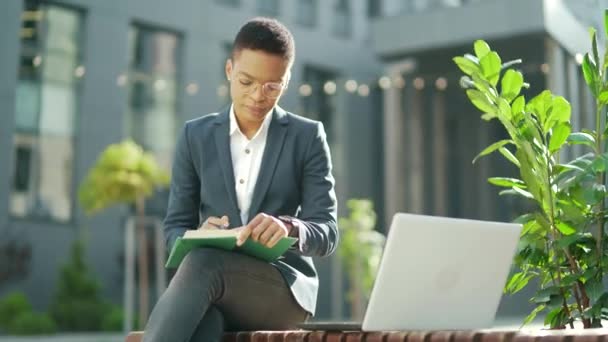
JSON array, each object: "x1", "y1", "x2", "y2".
[
  {"x1": 0, "y1": 292, "x2": 56, "y2": 335},
  {"x1": 50, "y1": 239, "x2": 114, "y2": 331},
  {"x1": 338, "y1": 199, "x2": 385, "y2": 319},
  {"x1": 79, "y1": 140, "x2": 169, "y2": 329},
  {"x1": 454, "y1": 12, "x2": 608, "y2": 329},
  {"x1": 7, "y1": 312, "x2": 56, "y2": 335},
  {"x1": 0, "y1": 292, "x2": 31, "y2": 331}
]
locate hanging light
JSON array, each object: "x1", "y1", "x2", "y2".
[
  {"x1": 575, "y1": 53, "x2": 584, "y2": 65},
  {"x1": 435, "y1": 77, "x2": 447, "y2": 91},
  {"x1": 345, "y1": 80, "x2": 358, "y2": 93},
  {"x1": 299, "y1": 84, "x2": 312, "y2": 97},
  {"x1": 74, "y1": 66, "x2": 85, "y2": 78},
  {"x1": 357, "y1": 84, "x2": 370, "y2": 97},
  {"x1": 186, "y1": 82, "x2": 199, "y2": 95},
  {"x1": 33, "y1": 55, "x2": 42, "y2": 67},
  {"x1": 116, "y1": 73, "x2": 128, "y2": 87},
  {"x1": 323, "y1": 81, "x2": 337, "y2": 95},
  {"x1": 540, "y1": 63, "x2": 550, "y2": 74},
  {"x1": 392, "y1": 75, "x2": 405, "y2": 88},
  {"x1": 378, "y1": 76, "x2": 391, "y2": 90},
  {"x1": 413, "y1": 77, "x2": 425, "y2": 90}
]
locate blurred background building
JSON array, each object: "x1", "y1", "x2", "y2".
[{"x1": 0, "y1": 0, "x2": 604, "y2": 328}]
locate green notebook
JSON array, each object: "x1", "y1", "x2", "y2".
[{"x1": 165, "y1": 229, "x2": 298, "y2": 268}]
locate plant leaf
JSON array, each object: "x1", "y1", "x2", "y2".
[
  {"x1": 501, "y1": 69, "x2": 524, "y2": 102},
  {"x1": 526, "y1": 90, "x2": 552, "y2": 130},
  {"x1": 472, "y1": 139, "x2": 512, "y2": 163},
  {"x1": 522, "y1": 304, "x2": 545, "y2": 327},
  {"x1": 548, "y1": 96, "x2": 571, "y2": 124},
  {"x1": 499, "y1": 147, "x2": 521, "y2": 167},
  {"x1": 549, "y1": 122, "x2": 571, "y2": 153},
  {"x1": 466, "y1": 89, "x2": 496, "y2": 114},
  {"x1": 567, "y1": 132, "x2": 596, "y2": 148},
  {"x1": 511, "y1": 95, "x2": 525, "y2": 119},
  {"x1": 585, "y1": 279, "x2": 603, "y2": 302},
  {"x1": 474, "y1": 40, "x2": 491, "y2": 59},
  {"x1": 591, "y1": 28, "x2": 600, "y2": 76},
  {"x1": 556, "y1": 221, "x2": 576, "y2": 236},
  {"x1": 599, "y1": 89, "x2": 608, "y2": 105},
  {"x1": 583, "y1": 53, "x2": 600, "y2": 97},
  {"x1": 505, "y1": 272, "x2": 534, "y2": 294},
  {"x1": 556, "y1": 233, "x2": 583, "y2": 248},
  {"x1": 488, "y1": 177, "x2": 526, "y2": 188},
  {"x1": 480, "y1": 51, "x2": 502, "y2": 86},
  {"x1": 453, "y1": 56, "x2": 480, "y2": 76}
]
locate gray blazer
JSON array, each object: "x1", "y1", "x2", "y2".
[{"x1": 163, "y1": 105, "x2": 339, "y2": 315}]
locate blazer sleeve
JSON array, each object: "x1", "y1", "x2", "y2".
[
  {"x1": 290, "y1": 122, "x2": 339, "y2": 257},
  {"x1": 163, "y1": 123, "x2": 200, "y2": 251}
]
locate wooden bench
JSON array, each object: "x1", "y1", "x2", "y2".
[{"x1": 126, "y1": 328, "x2": 608, "y2": 342}]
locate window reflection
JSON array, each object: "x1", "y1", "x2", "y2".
[
  {"x1": 333, "y1": 0, "x2": 351, "y2": 38},
  {"x1": 125, "y1": 26, "x2": 182, "y2": 172},
  {"x1": 297, "y1": 0, "x2": 318, "y2": 27},
  {"x1": 11, "y1": 1, "x2": 84, "y2": 222}
]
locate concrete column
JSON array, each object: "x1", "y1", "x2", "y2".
[
  {"x1": 0, "y1": 1, "x2": 22, "y2": 227},
  {"x1": 408, "y1": 81, "x2": 424, "y2": 214},
  {"x1": 432, "y1": 90, "x2": 447, "y2": 216},
  {"x1": 382, "y1": 65, "x2": 408, "y2": 227}
]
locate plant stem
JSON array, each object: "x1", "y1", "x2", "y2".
[
  {"x1": 595, "y1": 101, "x2": 605, "y2": 276},
  {"x1": 545, "y1": 149, "x2": 588, "y2": 326},
  {"x1": 549, "y1": 261, "x2": 575, "y2": 329},
  {"x1": 136, "y1": 195, "x2": 149, "y2": 329},
  {"x1": 594, "y1": 99, "x2": 606, "y2": 328}
]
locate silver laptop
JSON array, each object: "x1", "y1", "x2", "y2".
[{"x1": 300, "y1": 213, "x2": 522, "y2": 331}]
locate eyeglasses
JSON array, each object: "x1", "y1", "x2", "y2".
[{"x1": 233, "y1": 74, "x2": 287, "y2": 99}]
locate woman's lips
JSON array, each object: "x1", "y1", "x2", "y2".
[{"x1": 246, "y1": 105, "x2": 266, "y2": 115}]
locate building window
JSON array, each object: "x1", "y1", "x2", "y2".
[
  {"x1": 11, "y1": 1, "x2": 84, "y2": 222},
  {"x1": 216, "y1": 0, "x2": 240, "y2": 7},
  {"x1": 368, "y1": 0, "x2": 382, "y2": 18},
  {"x1": 296, "y1": 0, "x2": 318, "y2": 27},
  {"x1": 257, "y1": 0, "x2": 280, "y2": 17},
  {"x1": 126, "y1": 26, "x2": 182, "y2": 172},
  {"x1": 301, "y1": 65, "x2": 339, "y2": 144},
  {"x1": 333, "y1": 0, "x2": 351, "y2": 38}
]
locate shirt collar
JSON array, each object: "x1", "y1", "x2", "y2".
[{"x1": 229, "y1": 104, "x2": 273, "y2": 140}]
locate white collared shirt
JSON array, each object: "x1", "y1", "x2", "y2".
[{"x1": 229, "y1": 104, "x2": 273, "y2": 225}]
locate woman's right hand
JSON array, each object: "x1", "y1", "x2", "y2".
[{"x1": 199, "y1": 215, "x2": 229, "y2": 230}]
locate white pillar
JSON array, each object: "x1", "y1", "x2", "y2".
[
  {"x1": 383, "y1": 65, "x2": 408, "y2": 228},
  {"x1": 432, "y1": 90, "x2": 447, "y2": 216}
]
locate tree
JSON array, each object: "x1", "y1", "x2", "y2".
[{"x1": 79, "y1": 140, "x2": 169, "y2": 330}]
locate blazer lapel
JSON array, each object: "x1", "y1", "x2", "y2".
[
  {"x1": 247, "y1": 107, "x2": 289, "y2": 220},
  {"x1": 213, "y1": 108, "x2": 241, "y2": 226}
]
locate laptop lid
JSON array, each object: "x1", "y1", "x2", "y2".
[{"x1": 361, "y1": 213, "x2": 521, "y2": 331}]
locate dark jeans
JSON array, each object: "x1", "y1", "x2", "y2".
[{"x1": 143, "y1": 248, "x2": 309, "y2": 342}]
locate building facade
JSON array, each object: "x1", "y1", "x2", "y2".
[
  {"x1": 0, "y1": 0, "x2": 603, "y2": 327},
  {"x1": 371, "y1": 0, "x2": 597, "y2": 316},
  {"x1": 0, "y1": 0, "x2": 383, "y2": 322}
]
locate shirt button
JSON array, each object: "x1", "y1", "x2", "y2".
[
  {"x1": 245, "y1": 149, "x2": 250, "y2": 154},
  {"x1": 239, "y1": 179, "x2": 245, "y2": 184}
]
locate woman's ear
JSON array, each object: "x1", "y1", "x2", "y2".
[{"x1": 225, "y1": 59, "x2": 232, "y2": 81}]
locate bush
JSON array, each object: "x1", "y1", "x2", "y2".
[
  {"x1": 49, "y1": 239, "x2": 108, "y2": 331},
  {"x1": 0, "y1": 292, "x2": 32, "y2": 331},
  {"x1": 101, "y1": 305, "x2": 123, "y2": 332},
  {"x1": 7, "y1": 312, "x2": 56, "y2": 335}
]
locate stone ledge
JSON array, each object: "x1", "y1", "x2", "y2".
[{"x1": 126, "y1": 328, "x2": 608, "y2": 342}]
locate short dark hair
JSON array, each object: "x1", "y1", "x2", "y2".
[{"x1": 232, "y1": 17, "x2": 295, "y2": 64}]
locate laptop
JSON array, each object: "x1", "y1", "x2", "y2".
[{"x1": 299, "y1": 213, "x2": 522, "y2": 331}]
